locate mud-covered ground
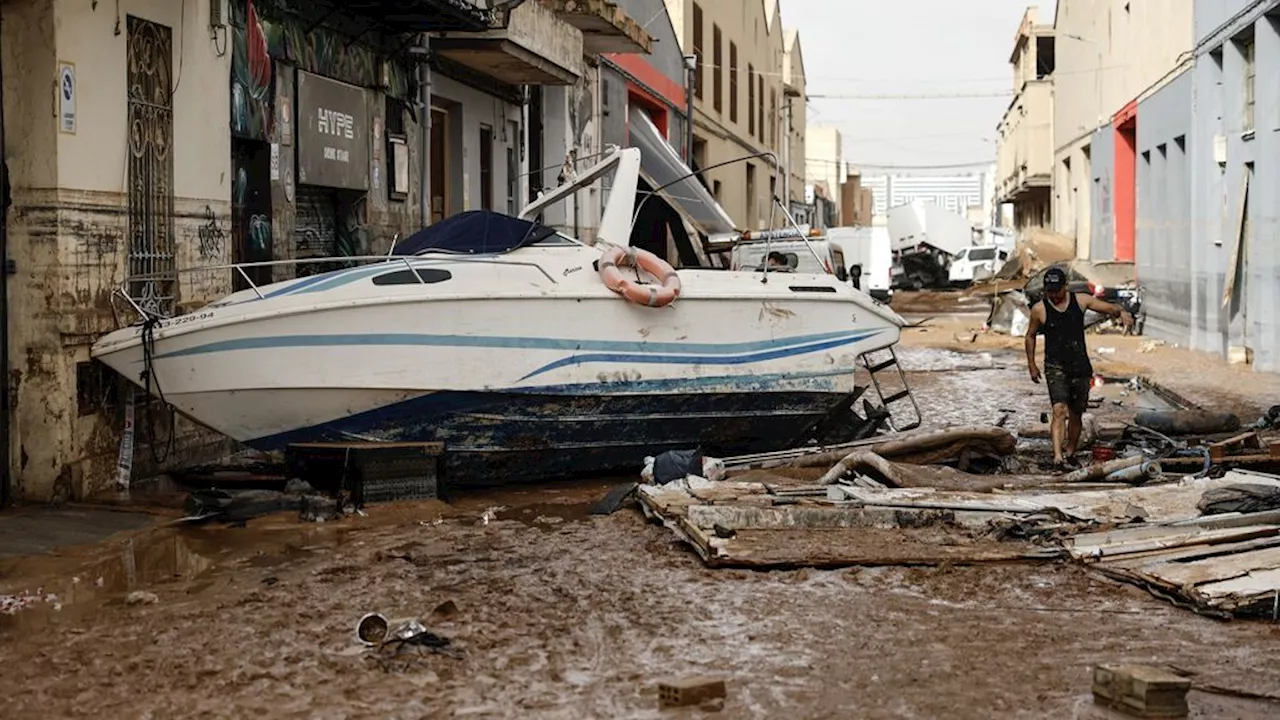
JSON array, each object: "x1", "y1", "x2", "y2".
[
  {"x1": 3, "y1": 491, "x2": 1280, "y2": 719},
  {"x1": 893, "y1": 291, "x2": 1280, "y2": 420},
  {"x1": 2, "y1": 334, "x2": 1280, "y2": 718}
]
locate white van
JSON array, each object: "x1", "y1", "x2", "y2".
[
  {"x1": 826, "y1": 226, "x2": 894, "y2": 303},
  {"x1": 947, "y1": 245, "x2": 1011, "y2": 287}
]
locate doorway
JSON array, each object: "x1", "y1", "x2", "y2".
[
  {"x1": 231, "y1": 139, "x2": 273, "y2": 290},
  {"x1": 528, "y1": 87, "x2": 544, "y2": 203},
  {"x1": 429, "y1": 107, "x2": 449, "y2": 223},
  {"x1": 1113, "y1": 103, "x2": 1137, "y2": 262}
]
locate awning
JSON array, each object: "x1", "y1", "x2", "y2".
[{"x1": 629, "y1": 110, "x2": 738, "y2": 237}]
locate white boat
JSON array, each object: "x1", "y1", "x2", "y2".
[{"x1": 92, "y1": 147, "x2": 915, "y2": 486}]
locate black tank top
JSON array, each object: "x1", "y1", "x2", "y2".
[{"x1": 1042, "y1": 293, "x2": 1093, "y2": 376}]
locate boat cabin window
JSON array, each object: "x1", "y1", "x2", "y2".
[
  {"x1": 372, "y1": 268, "x2": 453, "y2": 285},
  {"x1": 830, "y1": 247, "x2": 848, "y2": 281},
  {"x1": 530, "y1": 232, "x2": 582, "y2": 247}
]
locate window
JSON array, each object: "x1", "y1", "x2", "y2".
[
  {"x1": 506, "y1": 121, "x2": 519, "y2": 214},
  {"x1": 757, "y1": 75, "x2": 764, "y2": 142},
  {"x1": 712, "y1": 180, "x2": 722, "y2": 201},
  {"x1": 692, "y1": 4, "x2": 703, "y2": 100},
  {"x1": 769, "y1": 88, "x2": 777, "y2": 148},
  {"x1": 728, "y1": 42, "x2": 738, "y2": 122},
  {"x1": 969, "y1": 248, "x2": 997, "y2": 261},
  {"x1": 479, "y1": 125, "x2": 494, "y2": 210},
  {"x1": 386, "y1": 97, "x2": 409, "y2": 202},
  {"x1": 712, "y1": 25, "x2": 723, "y2": 113},
  {"x1": 77, "y1": 361, "x2": 119, "y2": 416},
  {"x1": 373, "y1": 268, "x2": 453, "y2": 285},
  {"x1": 1242, "y1": 36, "x2": 1256, "y2": 132},
  {"x1": 747, "y1": 65, "x2": 755, "y2": 135}
]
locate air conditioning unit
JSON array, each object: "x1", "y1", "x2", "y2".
[{"x1": 210, "y1": 0, "x2": 228, "y2": 29}]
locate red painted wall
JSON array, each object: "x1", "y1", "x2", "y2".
[
  {"x1": 1112, "y1": 101, "x2": 1138, "y2": 262},
  {"x1": 627, "y1": 84, "x2": 670, "y2": 138}
]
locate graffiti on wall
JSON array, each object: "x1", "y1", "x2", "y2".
[
  {"x1": 196, "y1": 205, "x2": 227, "y2": 260},
  {"x1": 231, "y1": 0, "x2": 274, "y2": 140},
  {"x1": 233, "y1": 0, "x2": 419, "y2": 137}
]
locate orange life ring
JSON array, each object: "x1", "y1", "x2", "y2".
[{"x1": 598, "y1": 246, "x2": 681, "y2": 308}]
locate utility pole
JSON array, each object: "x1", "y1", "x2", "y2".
[
  {"x1": 683, "y1": 54, "x2": 697, "y2": 165},
  {"x1": 412, "y1": 35, "x2": 432, "y2": 227}
]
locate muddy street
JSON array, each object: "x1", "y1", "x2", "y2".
[
  {"x1": 1, "y1": 344, "x2": 1279, "y2": 718},
  {"x1": 3, "y1": 492, "x2": 1280, "y2": 719}
]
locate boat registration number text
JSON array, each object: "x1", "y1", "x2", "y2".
[{"x1": 161, "y1": 311, "x2": 215, "y2": 327}]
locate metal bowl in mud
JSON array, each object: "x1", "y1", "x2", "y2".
[{"x1": 356, "y1": 612, "x2": 389, "y2": 645}]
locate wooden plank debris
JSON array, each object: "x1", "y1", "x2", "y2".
[
  {"x1": 1208, "y1": 431, "x2": 1264, "y2": 461},
  {"x1": 1064, "y1": 470, "x2": 1280, "y2": 617},
  {"x1": 636, "y1": 481, "x2": 1053, "y2": 568}
]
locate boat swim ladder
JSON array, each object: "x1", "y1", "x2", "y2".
[{"x1": 857, "y1": 346, "x2": 922, "y2": 432}]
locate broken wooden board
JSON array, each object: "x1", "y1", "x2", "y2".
[
  {"x1": 637, "y1": 480, "x2": 1056, "y2": 569},
  {"x1": 1209, "y1": 431, "x2": 1264, "y2": 461},
  {"x1": 822, "y1": 474, "x2": 1280, "y2": 525},
  {"x1": 1067, "y1": 507, "x2": 1280, "y2": 617},
  {"x1": 1067, "y1": 524, "x2": 1280, "y2": 561}
]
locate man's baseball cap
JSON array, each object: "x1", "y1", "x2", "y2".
[{"x1": 1044, "y1": 267, "x2": 1067, "y2": 289}]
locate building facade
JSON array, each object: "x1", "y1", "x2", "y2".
[
  {"x1": 996, "y1": 7, "x2": 1054, "y2": 237},
  {"x1": 1051, "y1": 0, "x2": 1193, "y2": 261},
  {"x1": 664, "y1": 0, "x2": 802, "y2": 231},
  {"x1": 804, "y1": 125, "x2": 843, "y2": 225},
  {"x1": 1132, "y1": 0, "x2": 1280, "y2": 371},
  {"x1": 781, "y1": 30, "x2": 806, "y2": 214},
  {"x1": 861, "y1": 173, "x2": 986, "y2": 219},
  {"x1": 841, "y1": 171, "x2": 874, "y2": 227},
  {"x1": 0, "y1": 0, "x2": 656, "y2": 502}
]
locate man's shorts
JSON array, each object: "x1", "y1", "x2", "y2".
[{"x1": 1045, "y1": 365, "x2": 1091, "y2": 415}]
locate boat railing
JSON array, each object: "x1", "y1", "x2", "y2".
[{"x1": 111, "y1": 252, "x2": 561, "y2": 322}]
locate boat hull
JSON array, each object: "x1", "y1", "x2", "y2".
[{"x1": 242, "y1": 384, "x2": 861, "y2": 487}]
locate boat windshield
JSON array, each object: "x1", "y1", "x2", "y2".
[{"x1": 531, "y1": 232, "x2": 584, "y2": 247}]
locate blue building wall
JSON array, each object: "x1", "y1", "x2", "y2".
[
  {"x1": 1089, "y1": 126, "x2": 1115, "y2": 262},
  {"x1": 1135, "y1": 70, "x2": 1194, "y2": 345},
  {"x1": 1185, "y1": 0, "x2": 1280, "y2": 371}
]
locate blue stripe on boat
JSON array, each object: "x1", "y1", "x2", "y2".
[
  {"x1": 155, "y1": 329, "x2": 883, "y2": 360},
  {"x1": 516, "y1": 331, "x2": 880, "y2": 380}
]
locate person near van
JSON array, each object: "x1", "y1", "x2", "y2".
[{"x1": 1024, "y1": 266, "x2": 1133, "y2": 468}]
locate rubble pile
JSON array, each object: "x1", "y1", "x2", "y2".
[{"x1": 636, "y1": 412, "x2": 1280, "y2": 619}]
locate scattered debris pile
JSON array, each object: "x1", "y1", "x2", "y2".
[
  {"x1": 636, "y1": 420, "x2": 1280, "y2": 618},
  {"x1": 1068, "y1": 471, "x2": 1280, "y2": 619}
]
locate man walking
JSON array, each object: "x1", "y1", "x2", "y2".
[{"x1": 1025, "y1": 267, "x2": 1133, "y2": 468}]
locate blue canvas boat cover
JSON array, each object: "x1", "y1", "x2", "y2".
[{"x1": 391, "y1": 210, "x2": 557, "y2": 256}]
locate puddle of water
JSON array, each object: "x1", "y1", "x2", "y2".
[
  {"x1": 0, "y1": 516, "x2": 364, "y2": 634},
  {"x1": 498, "y1": 502, "x2": 597, "y2": 531}
]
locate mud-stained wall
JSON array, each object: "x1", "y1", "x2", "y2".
[
  {"x1": 539, "y1": 61, "x2": 603, "y2": 242},
  {"x1": 3, "y1": 0, "x2": 235, "y2": 502}
]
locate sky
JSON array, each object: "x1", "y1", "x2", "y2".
[{"x1": 783, "y1": 0, "x2": 1058, "y2": 173}]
